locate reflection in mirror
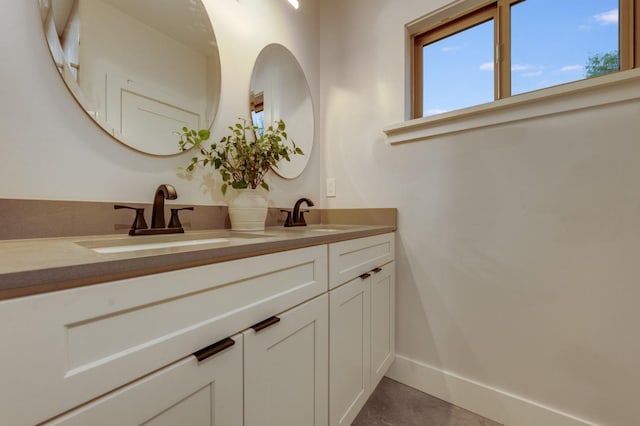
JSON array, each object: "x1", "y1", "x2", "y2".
[
  {"x1": 250, "y1": 44, "x2": 313, "y2": 179},
  {"x1": 39, "y1": 0, "x2": 221, "y2": 156}
]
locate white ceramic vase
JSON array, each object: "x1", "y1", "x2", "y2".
[{"x1": 228, "y1": 188, "x2": 268, "y2": 231}]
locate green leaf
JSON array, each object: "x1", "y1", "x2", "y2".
[
  {"x1": 177, "y1": 118, "x2": 305, "y2": 199},
  {"x1": 198, "y1": 129, "x2": 210, "y2": 140}
]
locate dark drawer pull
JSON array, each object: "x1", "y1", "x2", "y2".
[
  {"x1": 251, "y1": 316, "x2": 281, "y2": 333},
  {"x1": 193, "y1": 337, "x2": 235, "y2": 362},
  {"x1": 372, "y1": 267, "x2": 382, "y2": 273},
  {"x1": 359, "y1": 272, "x2": 371, "y2": 280}
]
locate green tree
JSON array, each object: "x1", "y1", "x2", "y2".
[{"x1": 585, "y1": 51, "x2": 619, "y2": 78}]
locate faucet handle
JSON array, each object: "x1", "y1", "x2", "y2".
[
  {"x1": 280, "y1": 209, "x2": 293, "y2": 227},
  {"x1": 114, "y1": 204, "x2": 148, "y2": 235},
  {"x1": 169, "y1": 207, "x2": 194, "y2": 229}
]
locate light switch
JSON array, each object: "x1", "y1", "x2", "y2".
[{"x1": 326, "y1": 178, "x2": 336, "y2": 197}]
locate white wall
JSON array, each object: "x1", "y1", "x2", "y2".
[
  {"x1": 320, "y1": 0, "x2": 640, "y2": 425},
  {"x1": 0, "y1": 0, "x2": 320, "y2": 207}
]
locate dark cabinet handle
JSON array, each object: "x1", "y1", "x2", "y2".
[
  {"x1": 359, "y1": 272, "x2": 371, "y2": 280},
  {"x1": 193, "y1": 337, "x2": 235, "y2": 362},
  {"x1": 251, "y1": 316, "x2": 281, "y2": 332},
  {"x1": 372, "y1": 267, "x2": 382, "y2": 273}
]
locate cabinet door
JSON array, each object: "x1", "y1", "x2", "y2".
[
  {"x1": 370, "y1": 262, "x2": 395, "y2": 389},
  {"x1": 244, "y1": 294, "x2": 328, "y2": 426},
  {"x1": 45, "y1": 335, "x2": 243, "y2": 426},
  {"x1": 329, "y1": 276, "x2": 371, "y2": 426}
]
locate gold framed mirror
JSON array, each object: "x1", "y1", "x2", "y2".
[{"x1": 39, "y1": 0, "x2": 221, "y2": 156}]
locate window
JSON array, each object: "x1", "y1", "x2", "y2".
[{"x1": 411, "y1": 0, "x2": 639, "y2": 118}]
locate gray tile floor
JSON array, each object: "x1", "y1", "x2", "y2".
[{"x1": 352, "y1": 378, "x2": 503, "y2": 426}]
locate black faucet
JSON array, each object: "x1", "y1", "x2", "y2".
[
  {"x1": 282, "y1": 197, "x2": 314, "y2": 227},
  {"x1": 115, "y1": 184, "x2": 192, "y2": 236},
  {"x1": 151, "y1": 184, "x2": 178, "y2": 229}
]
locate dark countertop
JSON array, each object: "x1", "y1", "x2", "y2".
[{"x1": 0, "y1": 224, "x2": 395, "y2": 300}]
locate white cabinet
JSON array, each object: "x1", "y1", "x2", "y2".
[
  {"x1": 370, "y1": 262, "x2": 395, "y2": 389},
  {"x1": 244, "y1": 294, "x2": 328, "y2": 426},
  {"x1": 328, "y1": 233, "x2": 395, "y2": 426},
  {"x1": 46, "y1": 292, "x2": 330, "y2": 426},
  {"x1": 329, "y1": 274, "x2": 371, "y2": 426},
  {"x1": 0, "y1": 245, "x2": 326, "y2": 426},
  {"x1": 0, "y1": 231, "x2": 394, "y2": 426},
  {"x1": 45, "y1": 335, "x2": 243, "y2": 426}
]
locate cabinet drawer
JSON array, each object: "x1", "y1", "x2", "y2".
[
  {"x1": 328, "y1": 232, "x2": 394, "y2": 289},
  {"x1": 0, "y1": 245, "x2": 326, "y2": 426}
]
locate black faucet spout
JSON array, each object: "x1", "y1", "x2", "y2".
[
  {"x1": 286, "y1": 197, "x2": 314, "y2": 227},
  {"x1": 151, "y1": 184, "x2": 178, "y2": 228}
]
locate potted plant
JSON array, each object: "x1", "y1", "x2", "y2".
[{"x1": 177, "y1": 118, "x2": 303, "y2": 230}]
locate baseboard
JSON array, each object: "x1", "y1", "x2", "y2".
[{"x1": 386, "y1": 354, "x2": 598, "y2": 426}]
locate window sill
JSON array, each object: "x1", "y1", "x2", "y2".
[{"x1": 384, "y1": 68, "x2": 640, "y2": 145}]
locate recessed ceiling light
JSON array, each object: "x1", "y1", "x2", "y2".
[{"x1": 288, "y1": 0, "x2": 299, "y2": 9}]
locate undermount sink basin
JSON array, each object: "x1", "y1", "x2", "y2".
[
  {"x1": 87, "y1": 238, "x2": 231, "y2": 254},
  {"x1": 282, "y1": 225, "x2": 353, "y2": 233},
  {"x1": 77, "y1": 231, "x2": 273, "y2": 254}
]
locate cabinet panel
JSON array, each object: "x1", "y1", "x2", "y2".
[
  {"x1": 0, "y1": 245, "x2": 326, "y2": 426},
  {"x1": 329, "y1": 277, "x2": 371, "y2": 426},
  {"x1": 142, "y1": 385, "x2": 210, "y2": 426},
  {"x1": 45, "y1": 335, "x2": 243, "y2": 426},
  {"x1": 370, "y1": 262, "x2": 395, "y2": 389},
  {"x1": 244, "y1": 294, "x2": 328, "y2": 426},
  {"x1": 328, "y1": 233, "x2": 394, "y2": 289}
]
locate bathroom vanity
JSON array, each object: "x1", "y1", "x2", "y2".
[
  {"x1": 13, "y1": 1, "x2": 395, "y2": 424},
  {"x1": 0, "y1": 225, "x2": 395, "y2": 426}
]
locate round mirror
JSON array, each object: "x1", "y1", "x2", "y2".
[
  {"x1": 250, "y1": 44, "x2": 314, "y2": 179},
  {"x1": 39, "y1": 0, "x2": 221, "y2": 156}
]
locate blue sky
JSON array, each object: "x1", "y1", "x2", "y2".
[{"x1": 422, "y1": 0, "x2": 619, "y2": 116}]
